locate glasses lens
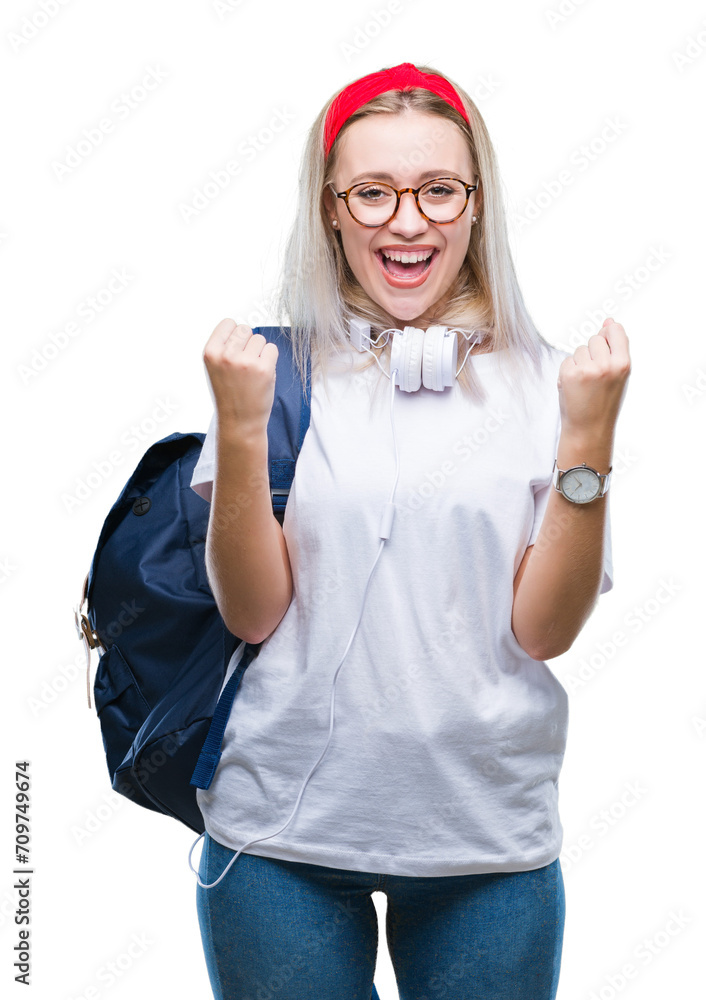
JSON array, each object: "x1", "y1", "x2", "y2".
[
  {"x1": 346, "y1": 179, "x2": 469, "y2": 225},
  {"x1": 347, "y1": 182, "x2": 397, "y2": 225},
  {"x1": 418, "y1": 179, "x2": 468, "y2": 222}
]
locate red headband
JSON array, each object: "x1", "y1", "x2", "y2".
[{"x1": 323, "y1": 62, "x2": 470, "y2": 158}]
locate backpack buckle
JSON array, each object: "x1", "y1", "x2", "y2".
[
  {"x1": 74, "y1": 608, "x2": 100, "y2": 649},
  {"x1": 75, "y1": 573, "x2": 104, "y2": 709}
]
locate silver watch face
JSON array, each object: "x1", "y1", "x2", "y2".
[{"x1": 559, "y1": 466, "x2": 600, "y2": 503}]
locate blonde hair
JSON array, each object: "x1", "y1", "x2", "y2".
[{"x1": 274, "y1": 63, "x2": 555, "y2": 412}]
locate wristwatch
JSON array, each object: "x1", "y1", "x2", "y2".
[{"x1": 552, "y1": 460, "x2": 612, "y2": 504}]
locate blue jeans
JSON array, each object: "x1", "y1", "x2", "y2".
[{"x1": 196, "y1": 832, "x2": 565, "y2": 1000}]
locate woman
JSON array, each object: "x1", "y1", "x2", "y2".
[{"x1": 188, "y1": 62, "x2": 630, "y2": 1000}]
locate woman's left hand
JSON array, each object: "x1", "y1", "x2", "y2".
[{"x1": 557, "y1": 318, "x2": 631, "y2": 443}]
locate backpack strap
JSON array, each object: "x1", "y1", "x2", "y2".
[
  {"x1": 190, "y1": 327, "x2": 312, "y2": 792},
  {"x1": 262, "y1": 326, "x2": 312, "y2": 515},
  {"x1": 189, "y1": 641, "x2": 261, "y2": 789}
]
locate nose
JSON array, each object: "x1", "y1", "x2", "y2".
[{"x1": 386, "y1": 190, "x2": 429, "y2": 237}]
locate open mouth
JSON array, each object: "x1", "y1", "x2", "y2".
[{"x1": 375, "y1": 249, "x2": 439, "y2": 285}]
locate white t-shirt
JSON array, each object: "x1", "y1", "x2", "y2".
[{"x1": 190, "y1": 341, "x2": 613, "y2": 877}]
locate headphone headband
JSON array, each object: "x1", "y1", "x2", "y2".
[{"x1": 348, "y1": 319, "x2": 482, "y2": 392}]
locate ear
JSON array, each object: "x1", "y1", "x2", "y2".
[
  {"x1": 473, "y1": 177, "x2": 483, "y2": 217},
  {"x1": 322, "y1": 185, "x2": 335, "y2": 219}
]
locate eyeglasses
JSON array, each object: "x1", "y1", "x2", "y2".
[{"x1": 330, "y1": 177, "x2": 479, "y2": 227}]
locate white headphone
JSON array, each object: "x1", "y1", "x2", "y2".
[{"x1": 348, "y1": 317, "x2": 483, "y2": 392}]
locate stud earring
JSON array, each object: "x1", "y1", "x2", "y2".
[
  {"x1": 332, "y1": 219, "x2": 338, "y2": 227},
  {"x1": 472, "y1": 216, "x2": 477, "y2": 222}
]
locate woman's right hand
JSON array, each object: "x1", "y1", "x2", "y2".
[{"x1": 202, "y1": 319, "x2": 279, "y2": 435}]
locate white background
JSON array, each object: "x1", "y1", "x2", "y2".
[{"x1": 1, "y1": 1, "x2": 705, "y2": 998}]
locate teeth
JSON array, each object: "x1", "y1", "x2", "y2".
[{"x1": 380, "y1": 249, "x2": 434, "y2": 264}]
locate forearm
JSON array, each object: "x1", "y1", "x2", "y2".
[
  {"x1": 207, "y1": 424, "x2": 293, "y2": 644},
  {"x1": 511, "y1": 430, "x2": 613, "y2": 660}
]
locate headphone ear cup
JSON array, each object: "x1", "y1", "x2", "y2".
[
  {"x1": 422, "y1": 327, "x2": 458, "y2": 390},
  {"x1": 405, "y1": 327, "x2": 426, "y2": 392},
  {"x1": 391, "y1": 327, "x2": 424, "y2": 391},
  {"x1": 422, "y1": 327, "x2": 442, "y2": 391},
  {"x1": 441, "y1": 330, "x2": 458, "y2": 388}
]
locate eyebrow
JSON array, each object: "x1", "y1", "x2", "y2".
[{"x1": 346, "y1": 170, "x2": 460, "y2": 185}]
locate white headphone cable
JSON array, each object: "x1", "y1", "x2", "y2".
[
  {"x1": 189, "y1": 363, "x2": 401, "y2": 890},
  {"x1": 451, "y1": 328, "x2": 485, "y2": 378}
]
